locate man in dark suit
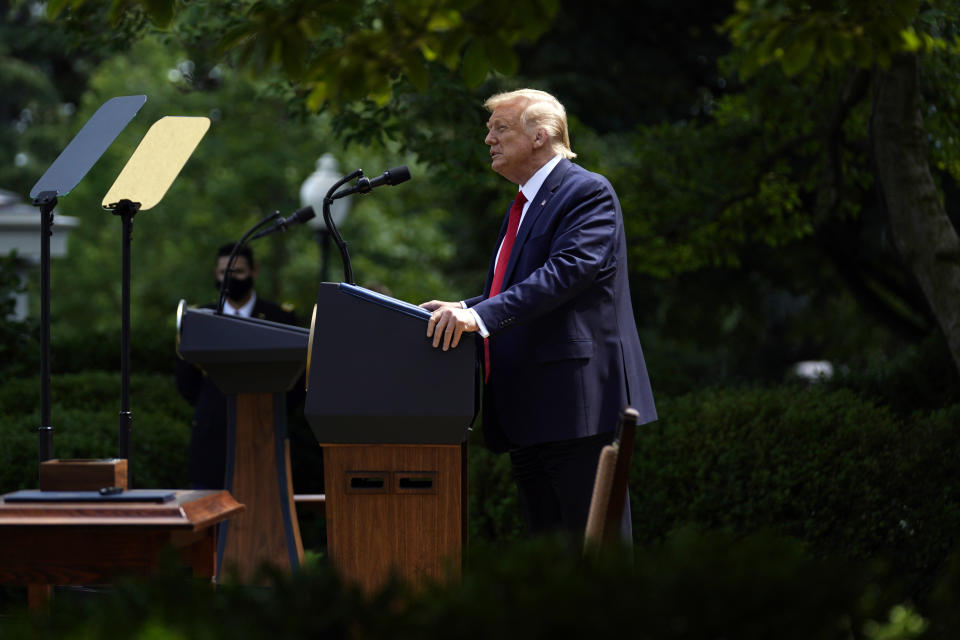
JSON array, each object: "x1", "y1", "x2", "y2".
[
  {"x1": 423, "y1": 88, "x2": 657, "y2": 537},
  {"x1": 175, "y1": 242, "x2": 300, "y2": 489}
]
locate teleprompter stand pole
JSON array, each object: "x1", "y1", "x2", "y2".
[
  {"x1": 32, "y1": 191, "x2": 58, "y2": 468},
  {"x1": 113, "y1": 199, "x2": 141, "y2": 466}
]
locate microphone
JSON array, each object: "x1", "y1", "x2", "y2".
[
  {"x1": 333, "y1": 166, "x2": 411, "y2": 199},
  {"x1": 366, "y1": 165, "x2": 411, "y2": 190},
  {"x1": 321, "y1": 165, "x2": 410, "y2": 284},
  {"x1": 251, "y1": 205, "x2": 316, "y2": 240}
]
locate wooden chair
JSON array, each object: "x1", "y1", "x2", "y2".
[{"x1": 584, "y1": 407, "x2": 638, "y2": 554}]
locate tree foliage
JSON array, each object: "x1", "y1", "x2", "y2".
[
  {"x1": 48, "y1": 0, "x2": 558, "y2": 106},
  {"x1": 0, "y1": 0, "x2": 121, "y2": 196},
  {"x1": 15, "y1": 0, "x2": 960, "y2": 383},
  {"x1": 723, "y1": 0, "x2": 924, "y2": 78},
  {"x1": 606, "y1": 0, "x2": 960, "y2": 376}
]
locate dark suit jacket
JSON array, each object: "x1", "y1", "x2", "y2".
[
  {"x1": 174, "y1": 296, "x2": 301, "y2": 488},
  {"x1": 465, "y1": 159, "x2": 656, "y2": 452}
]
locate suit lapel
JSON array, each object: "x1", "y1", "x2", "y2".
[{"x1": 501, "y1": 159, "x2": 571, "y2": 287}]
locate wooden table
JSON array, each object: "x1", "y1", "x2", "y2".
[{"x1": 0, "y1": 490, "x2": 244, "y2": 609}]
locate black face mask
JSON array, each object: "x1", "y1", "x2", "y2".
[{"x1": 216, "y1": 277, "x2": 254, "y2": 302}]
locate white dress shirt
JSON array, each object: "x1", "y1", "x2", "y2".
[{"x1": 221, "y1": 291, "x2": 257, "y2": 317}]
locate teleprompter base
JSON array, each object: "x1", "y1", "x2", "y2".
[{"x1": 39, "y1": 458, "x2": 128, "y2": 491}]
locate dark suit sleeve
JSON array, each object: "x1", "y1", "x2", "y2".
[{"x1": 471, "y1": 177, "x2": 617, "y2": 334}]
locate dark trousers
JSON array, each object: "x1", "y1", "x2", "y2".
[{"x1": 509, "y1": 432, "x2": 632, "y2": 541}]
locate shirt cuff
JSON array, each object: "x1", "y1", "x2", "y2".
[{"x1": 465, "y1": 306, "x2": 490, "y2": 338}]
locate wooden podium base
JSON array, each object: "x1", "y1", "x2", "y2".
[
  {"x1": 322, "y1": 443, "x2": 466, "y2": 592},
  {"x1": 218, "y1": 392, "x2": 303, "y2": 582}
]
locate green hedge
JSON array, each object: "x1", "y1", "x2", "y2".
[
  {"x1": 0, "y1": 531, "x2": 914, "y2": 640},
  {"x1": 0, "y1": 371, "x2": 192, "y2": 489},
  {"x1": 48, "y1": 326, "x2": 180, "y2": 377},
  {"x1": 0, "y1": 321, "x2": 179, "y2": 380},
  {"x1": 467, "y1": 431, "x2": 523, "y2": 541},
  {"x1": 824, "y1": 332, "x2": 960, "y2": 414},
  {"x1": 2, "y1": 371, "x2": 959, "y2": 607},
  {"x1": 468, "y1": 385, "x2": 960, "y2": 602},
  {"x1": 0, "y1": 370, "x2": 325, "y2": 493},
  {"x1": 630, "y1": 386, "x2": 960, "y2": 601}
]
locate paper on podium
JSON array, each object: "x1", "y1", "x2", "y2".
[{"x1": 101, "y1": 116, "x2": 210, "y2": 211}]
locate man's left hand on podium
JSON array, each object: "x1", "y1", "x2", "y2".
[{"x1": 422, "y1": 301, "x2": 478, "y2": 351}]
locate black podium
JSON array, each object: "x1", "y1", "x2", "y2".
[
  {"x1": 176, "y1": 302, "x2": 308, "y2": 582},
  {"x1": 304, "y1": 283, "x2": 476, "y2": 591}
]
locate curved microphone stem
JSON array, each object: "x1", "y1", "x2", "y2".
[
  {"x1": 323, "y1": 169, "x2": 361, "y2": 285},
  {"x1": 216, "y1": 211, "x2": 282, "y2": 314}
]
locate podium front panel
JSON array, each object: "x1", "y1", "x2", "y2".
[{"x1": 305, "y1": 283, "x2": 476, "y2": 445}]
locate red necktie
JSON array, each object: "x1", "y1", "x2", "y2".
[{"x1": 484, "y1": 192, "x2": 527, "y2": 382}]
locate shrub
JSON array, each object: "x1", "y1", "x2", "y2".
[
  {"x1": 631, "y1": 386, "x2": 960, "y2": 601},
  {"x1": 0, "y1": 371, "x2": 192, "y2": 490},
  {"x1": 925, "y1": 546, "x2": 960, "y2": 638},
  {"x1": 825, "y1": 331, "x2": 960, "y2": 414},
  {"x1": 48, "y1": 325, "x2": 179, "y2": 376},
  {"x1": 0, "y1": 530, "x2": 895, "y2": 640},
  {"x1": 467, "y1": 424, "x2": 523, "y2": 542},
  {"x1": 0, "y1": 253, "x2": 38, "y2": 379},
  {"x1": 0, "y1": 370, "x2": 326, "y2": 494}
]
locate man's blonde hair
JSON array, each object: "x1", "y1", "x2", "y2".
[{"x1": 485, "y1": 89, "x2": 577, "y2": 159}]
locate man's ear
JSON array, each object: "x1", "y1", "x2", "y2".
[{"x1": 533, "y1": 128, "x2": 549, "y2": 148}]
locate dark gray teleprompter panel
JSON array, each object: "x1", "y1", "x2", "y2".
[{"x1": 30, "y1": 95, "x2": 147, "y2": 200}]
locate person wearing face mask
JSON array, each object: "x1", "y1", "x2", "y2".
[{"x1": 175, "y1": 242, "x2": 300, "y2": 489}]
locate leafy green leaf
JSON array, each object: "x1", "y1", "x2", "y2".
[
  {"x1": 143, "y1": 0, "x2": 174, "y2": 28},
  {"x1": 482, "y1": 36, "x2": 518, "y2": 75},
  {"x1": 823, "y1": 31, "x2": 853, "y2": 66},
  {"x1": 401, "y1": 49, "x2": 430, "y2": 91},
  {"x1": 901, "y1": 26, "x2": 923, "y2": 52},
  {"x1": 461, "y1": 39, "x2": 488, "y2": 87},
  {"x1": 781, "y1": 34, "x2": 817, "y2": 76},
  {"x1": 45, "y1": 0, "x2": 72, "y2": 19}
]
